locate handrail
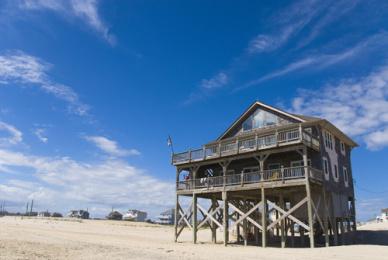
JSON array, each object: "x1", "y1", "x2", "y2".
[
  {"x1": 172, "y1": 128, "x2": 320, "y2": 164},
  {"x1": 176, "y1": 166, "x2": 323, "y2": 190}
]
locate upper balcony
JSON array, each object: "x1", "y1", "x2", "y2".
[
  {"x1": 176, "y1": 166, "x2": 323, "y2": 192},
  {"x1": 172, "y1": 126, "x2": 320, "y2": 166}
]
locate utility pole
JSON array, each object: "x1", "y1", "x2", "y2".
[
  {"x1": 26, "y1": 202, "x2": 29, "y2": 216},
  {"x1": 30, "y1": 199, "x2": 34, "y2": 215}
]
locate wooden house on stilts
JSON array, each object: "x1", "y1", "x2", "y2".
[{"x1": 172, "y1": 101, "x2": 357, "y2": 248}]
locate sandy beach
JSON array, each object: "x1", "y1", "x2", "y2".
[{"x1": 0, "y1": 216, "x2": 387, "y2": 260}]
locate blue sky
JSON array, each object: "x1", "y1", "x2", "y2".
[{"x1": 0, "y1": 0, "x2": 387, "y2": 220}]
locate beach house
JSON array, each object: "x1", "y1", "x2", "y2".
[{"x1": 172, "y1": 101, "x2": 357, "y2": 248}]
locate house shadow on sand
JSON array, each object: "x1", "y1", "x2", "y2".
[{"x1": 354, "y1": 229, "x2": 388, "y2": 246}]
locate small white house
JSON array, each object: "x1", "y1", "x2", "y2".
[
  {"x1": 377, "y1": 208, "x2": 388, "y2": 222},
  {"x1": 155, "y1": 209, "x2": 175, "y2": 225},
  {"x1": 122, "y1": 209, "x2": 147, "y2": 222}
]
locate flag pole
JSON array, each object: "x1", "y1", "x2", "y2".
[{"x1": 167, "y1": 135, "x2": 174, "y2": 155}]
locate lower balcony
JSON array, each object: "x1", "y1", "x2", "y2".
[{"x1": 176, "y1": 166, "x2": 322, "y2": 191}]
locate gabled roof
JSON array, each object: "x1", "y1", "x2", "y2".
[
  {"x1": 217, "y1": 101, "x2": 306, "y2": 140},
  {"x1": 216, "y1": 101, "x2": 358, "y2": 148}
]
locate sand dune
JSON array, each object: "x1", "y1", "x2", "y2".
[{"x1": 0, "y1": 216, "x2": 387, "y2": 260}]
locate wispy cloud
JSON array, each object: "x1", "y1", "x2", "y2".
[
  {"x1": 34, "y1": 128, "x2": 48, "y2": 143},
  {"x1": 200, "y1": 72, "x2": 228, "y2": 90},
  {"x1": 247, "y1": 0, "x2": 326, "y2": 54},
  {"x1": 0, "y1": 148, "x2": 173, "y2": 217},
  {"x1": 185, "y1": 0, "x2": 363, "y2": 103},
  {"x1": 17, "y1": 0, "x2": 115, "y2": 45},
  {"x1": 184, "y1": 72, "x2": 229, "y2": 105},
  {"x1": 296, "y1": 0, "x2": 360, "y2": 49},
  {"x1": 0, "y1": 121, "x2": 22, "y2": 146},
  {"x1": 291, "y1": 65, "x2": 388, "y2": 150},
  {"x1": 239, "y1": 32, "x2": 388, "y2": 90},
  {"x1": 248, "y1": 0, "x2": 360, "y2": 53},
  {"x1": 0, "y1": 51, "x2": 89, "y2": 116},
  {"x1": 85, "y1": 136, "x2": 140, "y2": 157}
]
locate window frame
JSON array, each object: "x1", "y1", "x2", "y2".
[
  {"x1": 334, "y1": 164, "x2": 339, "y2": 181},
  {"x1": 267, "y1": 163, "x2": 281, "y2": 170},
  {"x1": 242, "y1": 166, "x2": 260, "y2": 174},
  {"x1": 322, "y1": 157, "x2": 329, "y2": 180},
  {"x1": 324, "y1": 131, "x2": 334, "y2": 150},
  {"x1": 340, "y1": 141, "x2": 346, "y2": 156},
  {"x1": 343, "y1": 166, "x2": 349, "y2": 186}
]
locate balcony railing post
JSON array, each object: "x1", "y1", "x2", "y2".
[
  {"x1": 275, "y1": 130, "x2": 279, "y2": 146},
  {"x1": 218, "y1": 143, "x2": 221, "y2": 157},
  {"x1": 241, "y1": 172, "x2": 244, "y2": 186},
  {"x1": 281, "y1": 166, "x2": 284, "y2": 183},
  {"x1": 305, "y1": 166, "x2": 309, "y2": 180},
  {"x1": 299, "y1": 124, "x2": 303, "y2": 142}
]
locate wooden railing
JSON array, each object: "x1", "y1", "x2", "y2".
[
  {"x1": 172, "y1": 127, "x2": 319, "y2": 165},
  {"x1": 176, "y1": 166, "x2": 322, "y2": 191}
]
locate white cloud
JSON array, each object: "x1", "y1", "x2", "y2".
[
  {"x1": 0, "y1": 51, "x2": 89, "y2": 116},
  {"x1": 34, "y1": 128, "x2": 48, "y2": 143},
  {"x1": 364, "y1": 129, "x2": 388, "y2": 150},
  {"x1": 85, "y1": 136, "x2": 140, "y2": 157},
  {"x1": 0, "y1": 121, "x2": 22, "y2": 145},
  {"x1": 18, "y1": 0, "x2": 115, "y2": 45},
  {"x1": 200, "y1": 72, "x2": 228, "y2": 90},
  {"x1": 291, "y1": 66, "x2": 388, "y2": 150},
  {"x1": 0, "y1": 148, "x2": 173, "y2": 217}
]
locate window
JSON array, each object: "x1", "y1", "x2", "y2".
[
  {"x1": 268, "y1": 163, "x2": 281, "y2": 170},
  {"x1": 242, "y1": 167, "x2": 259, "y2": 174},
  {"x1": 291, "y1": 160, "x2": 311, "y2": 167},
  {"x1": 242, "y1": 108, "x2": 280, "y2": 131},
  {"x1": 343, "y1": 167, "x2": 349, "y2": 184},
  {"x1": 340, "y1": 141, "x2": 346, "y2": 155},
  {"x1": 226, "y1": 170, "x2": 235, "y2": 175},
  {"x1": 323, "y1": 158, "x2": 329, "y2": 177},
  {"x1": 324, "y1": 131, "x2": 333, "y2": 150},
  {"x1": 334, "y1": 165, "x2": 338, "y2": 180}
]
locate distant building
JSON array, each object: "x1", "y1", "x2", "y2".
[
  {"x1": 122, "y1": 210, "x2": 147, "y2": 222},
  {"x1": 67, "y1": 210, "x2": 89, "y2": 219},
  {"x1": 378, "y1": 208, "x2": 388, "y2": 222},
  {"x1": 25, "y1": 212, "x2": 38, "y2": 217},
  {"x1": 156, "y1": 209, "x2": 175, "y2": 225},
  {"x1": 38, "y1": 211, "x2": 50, "y2": 217},
  {"x1": 107, "y1": 211, "x2": 123, "y2": 220},
  {"x1": 51, "y1": 212, "x2": 63, "y2": 218}
]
